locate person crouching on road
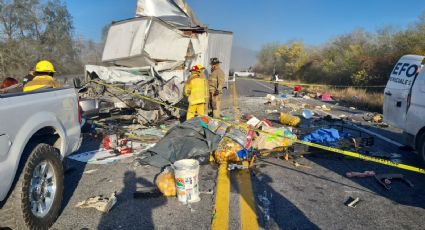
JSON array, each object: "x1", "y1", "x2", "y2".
[
  {"x1": 208, "y1": 58, "x2": 225, "y2": 118},
  {"x1": 185, "y1": 65, "x2": 208, "y2": 120},
  {"x1": 23, "y1": 60, "x2": 61, "y2": 92}
]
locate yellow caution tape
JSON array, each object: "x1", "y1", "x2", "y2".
[
  {"x1": 296, "y1": 140, "x2": 425, "y2": 174},
  {"x1": 90, "y1": 80, "x2": 425, "y2": 175},
  {"x1": 237, "y1": 77, "x2": 386, "y2": 88}
]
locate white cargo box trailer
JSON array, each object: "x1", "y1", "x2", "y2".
[{"x1": 99, "y1": 16, "x2": 233, "y2": 83}]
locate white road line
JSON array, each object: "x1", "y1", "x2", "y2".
[{"x1": 350, "y1": 124, "x2": 404, "y2": 147}]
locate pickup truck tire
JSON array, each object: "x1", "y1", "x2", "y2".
[{"x1": 0, "y1": 143, "x2": 64, "y2": 230}]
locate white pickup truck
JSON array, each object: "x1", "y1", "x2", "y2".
[
  {"x1": 0, "y1": 88, "x2": 82, "y2": 229},
  {"x1": 383, "y1": 55, "x2": 425, "y2": 163}
]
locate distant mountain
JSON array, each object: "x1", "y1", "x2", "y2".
[{"x1": 230, "y1": 46, "x2": 258, "y2": 71}]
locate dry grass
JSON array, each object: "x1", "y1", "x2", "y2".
[
  {"x1": 304, "y1": 85, "x2": 384, "y2": 112},
  {"x1": 324, "y1": 87, "x2": 384, "y2": 112},
  {"x1": 252, "y1": 76, "x2": 384, "y2": 112}
]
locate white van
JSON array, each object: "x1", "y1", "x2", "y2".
[{"x1": 383, "y1": 55, "x2": 425, "y2": 163}]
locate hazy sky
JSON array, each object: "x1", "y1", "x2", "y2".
[{"x1": 68, "y1": 0, "x2": 425, "y2": 50}]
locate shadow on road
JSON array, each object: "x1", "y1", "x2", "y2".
[
  {"x1": 62, "y1": 134, "x2": 102, "y2": 214},
  {"x1": 97, "y1": 171, "x2": 167, "y2": 229},
  {"x1": 252, "y1": 89, "x2": 273, "y2": 94},
  {"x1": 303, "y1": 151, "x2": 425, "y2": 209},
  {"x1": 230, "y1": 165, "x2": 319, "y2": 229}
]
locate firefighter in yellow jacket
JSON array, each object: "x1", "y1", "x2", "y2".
[
  {"x1": 23, "y1": 60, "x2": 61, "y2": 92},
  {"x1": 184, "y1": 65, "x2": 208, "y2": 120}
]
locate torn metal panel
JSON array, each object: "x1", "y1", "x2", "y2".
[
  {"x1": 172, "y1": 0, "x2": 201, "y2": 26},
  {"x1": 144, "y1": 20, "x2": 191, "y2": 62},
  {"x1": 158, "y1": 76, "x2": 184, "y2": 104},
  {"x1": 135, "y1": 0, "x2": 196, "y2": 26},
  {"x1": 137, "y1": 109, "x2": 163, "y2": 125},
  {"x1": 102, "y1": 19, "x2": 150, "y2": 62},
  {"x1": 187, "y1": 33, "x2": 209, "y2": 73},
  {"x1": 102, "y1": 17, "x2": 191, "y2": 67},
  {"x1": 85, "y1": 65, "x2": 155, "y2": 84},
  {"x1": 160, "y1": 70, "x2": 185, "y2": 82}
]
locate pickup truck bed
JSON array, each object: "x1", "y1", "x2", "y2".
[{"x1": 0, "y1": 87, "x2": 81, "y2": 229}]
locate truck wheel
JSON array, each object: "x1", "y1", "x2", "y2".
[
  {"x1": 419, "y1": 133, "x2": 425, "y2": 165},
  {"x1": 0, "y1": 144, "x2": 64, "y2": 230}
]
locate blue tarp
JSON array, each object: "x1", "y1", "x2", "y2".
[{"x1": 303, "y1": 128, "x2": 347, "y2": 145}]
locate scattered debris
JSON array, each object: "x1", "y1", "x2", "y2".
[
  {"x1": 84, "y1": 169, "x2": 98, "y2": 174},
  {"x1": 76, "y1": 192, "x2": 117, "y2": 213},
  {"x1": 363, "y1": 113, "x2": 383, "y2": 123},
  {"x1": 346, "y1": 171, "x2": 375, "y2": 178},
  {"x1": 375, "y1": 174, "x2": 414, "y2": 190},
  {"x1": 215, "y1": 137, "x2": 243, "y2": 163},
  {"x1": 344, "y1": 197, "x2": 361, "y2": 208},
  {"x1": 228, "y1": 163, "x2": 248, "y2": 171},
  {"x1": 68, "y1": 149, "x2": 134, "y2": 164},
  {"x1": 366, "y1": 152, "x2": 402, "y2": 160},
  {"x1": 247, "y1": 117, "x2": 261, "y2": 127},
  {"x1": 302, "y1": 109, "x2": 314, "y2": 119},
  {"x1": 303, "y1": 128, "x2": 348, "y2": 145},
  {"x1": 279, "y1": 112, "x2": 301, "y2": 127},
  {"x1": 134, "y1": 187, "x2": 163, "y2": 199},
  {"x1": 253, "y1": 126, "x2": 296, "y2": 150},
  {"x1": 293, "y1": 161, "x2": 312, "y2": 169},
  {"x1": 321, "y1": 92, "x2": 332, "y2": 102}
]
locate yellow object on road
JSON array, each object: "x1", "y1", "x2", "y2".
[
  {"x1": 156, "y1": 170, "x2": 176, "y2": 197},
  {"x1": 214, "y1": 137, "x2": 242, "y2": 163},
  {"x1": 279, "y1": 112, "x2": 301, "y2": 127}
]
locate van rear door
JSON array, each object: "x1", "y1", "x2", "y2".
[{"x1": 383, "y1": 55, "x2": 424, "y2": 129}]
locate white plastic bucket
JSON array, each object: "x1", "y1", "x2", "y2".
[{"x1": 173, "y1": 159, "x2": 200, "y2": 203}]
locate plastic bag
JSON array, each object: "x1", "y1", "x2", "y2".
[
  {"x1": 279, "y1": 112, "x2": 301, "y2": 127},
  {"x1": 155, "y1": 167, "x2": 176, "y2": 197},
  {"x1": 214, "y1": 137, "x2": 243, "y2": 163}
]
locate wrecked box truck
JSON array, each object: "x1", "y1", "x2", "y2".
[{"x1": 82, "y1": 0, "x2": 233, "y2": 124}]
